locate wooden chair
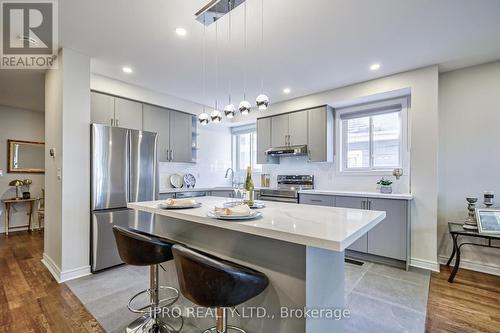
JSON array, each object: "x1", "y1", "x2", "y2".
[{"x1": 37, "y1": 189, "x2": 44, "y2": 230}]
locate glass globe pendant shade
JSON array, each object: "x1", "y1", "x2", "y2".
[
  {"x1": 211, "y1": 109, "x2": 222, "y2": 123},
  {"x1": 256, "y1": 94, "x2": 269, "y2": 110},
  {"x1": 239, "y1": 100, "x2": 251, "y2": 115},
  {"x1": 198, "y1": 111, "x2": 210, "y2": 125},
  {"x1": 224, "y1": 104, "x2": 236, "y2": 118}
]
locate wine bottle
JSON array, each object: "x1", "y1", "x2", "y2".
[{"x1": 244, "y1": 166, "x2": 254, "y2": 206}]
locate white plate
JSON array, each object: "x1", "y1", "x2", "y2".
[
  {"x1": 158, "y1": 202, "x2": 202, "y2": 209},
  {"x1": 207, "y1": 210, "x2": 262, "y2": 220},
  {"x1": 170, "y1": 174, "x2": 183, "y2": 188},
  {"x1": 223, "y1": 201, "x2": 266, "y2": 209}
]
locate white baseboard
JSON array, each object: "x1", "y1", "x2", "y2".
[
  {"x1": 60, "y1": 265, "x2": 91, "y2": 282},
  {"x1": 42, "y1": 253, "x2": 91, "y2": 283},
  {"x1": 42, "y1": 253, "x2": 62, "y2": 283},
  {"x1": 410, "y1": 257, "x2": 440, "y2": 272},
  {"x1": 438, "y1": 255, "x2": 500, "y2": 277}
]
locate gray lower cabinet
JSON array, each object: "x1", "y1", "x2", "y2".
[
  {"x1": 143, "y1": 104, "x2": 170, "y2": 162},
  {"x1": 335, "y1": 196, "x2": 368, "y2": 253},
  {"x1": 114, "y1": 97, "x2": 143, "y2": 130},
  {"x1": 210, "y1": 190, "x2": 233, "y2": 198},
  {"x1": 299, "y1": 194, "x2": 335, "y2": 206},
  {"x1": 299, "y1": 194, "x2": 410, "y2": 263},
  {"x1": 158, "y1": 193, "x2": 175, "y2": 200},
  {"x1": 366, "y1": 198, "x2": 408, "y2": 260}
]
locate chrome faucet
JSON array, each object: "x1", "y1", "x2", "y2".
[{"x1": 225, "y1": 167, "x2": 235, "y2": 186}]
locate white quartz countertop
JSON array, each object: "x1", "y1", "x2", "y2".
[
  {"x1": 128, "y1": 196, "x2": 386, "y2": 252},
  {"x1": 299, "y1": 189, "x2": 413, "y2": 200}
]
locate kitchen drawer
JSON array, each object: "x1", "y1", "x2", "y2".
[
  {"x1": 211, "y1": 190, "x2": 234, "y2": 198},
  {"x1": 158, "y1": 193, "x2": 175, "y2": 200},
  {"x1": 299, "y1": 194, "x2": 334, "y2": 206}
]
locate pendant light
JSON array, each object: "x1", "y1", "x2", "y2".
[
  {"x1": 211, "y1": 21, "x2": 223, "y2": 123},
  {"x1": 198, "y1": 15, "x2": 210, "y2": 125},
  {"x1": 239, "y1": 0, "x2": 251, "y2": 115},
  {"x1": 223, "y1": 0, "x2": 236, "y2": 118},
  {"x1": 255, "y1": 0, "x2": 269, "y2": 110}
]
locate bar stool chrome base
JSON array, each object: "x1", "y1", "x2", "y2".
[
  {"x1": 126, "y1": 312, "x2": 183, "y2": 333},
  {"x1": 128, "y1": 286, "x2": 180, "y2": 314},
  {"x1": 201, "y1": 308, "x2": 246, "y2": 333},
  {"x1": 202, "y1": 326, "x2": 246, "y2": 333}
]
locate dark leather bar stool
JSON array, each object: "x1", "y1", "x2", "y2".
[
  {"x1": 113, "y1": 226, "x2": 182, "y2": 333},
  {"x1": 171, "y1": 244, "x2": 269, "y2": 333}
]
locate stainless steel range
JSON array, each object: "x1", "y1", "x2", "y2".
[{"x1": 259, "y1": 175, "x2": 314, "y2": 203}]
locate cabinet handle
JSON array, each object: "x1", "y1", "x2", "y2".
[
  {"x1": 171, "y1": 150, "x2": 174, "y2": 161},
  {"x1": 116, "y1": 119, "x2": 119, "y2": 127},
  {"x1": 368, "y1": 200, "x2": 372, "y2": 210},
  {"x1": 361, "y1": 201, "x2": 365, "y2": 209},
  {"x1": 110, "y1": 118, "x2": 114, "y2": 126},
  {"x1": 310, "y1": 199, "x2": 322, "y2": 203}
]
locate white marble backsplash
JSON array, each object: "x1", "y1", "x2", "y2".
[{"x1": 262, "y1": 156, "x2": 410, "y2": 194}]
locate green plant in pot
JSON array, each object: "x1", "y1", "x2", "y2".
[{"x1": 377, "y1": 177, "x2": 393, "y2": 194}]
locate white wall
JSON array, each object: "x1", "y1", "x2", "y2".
[
  {"x1": 44, "y1": 48, "x2": 91, "y2": 282},
  {"x1": 438, "y1": 60, "x2": 500, "y2": 274},
  {"x1": 91, "y1": 74, "x2": 233, "y2": 191},
  {"x1": 235, "y1": 66, "x2": 440, "y2": 270},
  {"x1": 159, "y1": 125, "x2": 232, "y2": 190},
  {"x1": 0, "y1": 106, "x2": 45, "y2": 233}
]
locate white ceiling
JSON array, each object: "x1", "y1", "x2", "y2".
[{"x1": 57, "y1": 0, "x2": 500, "y2": 108}]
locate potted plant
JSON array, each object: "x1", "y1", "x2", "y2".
[{"x1": 377, "y1": 178, "x2": 393, "y2": 194}]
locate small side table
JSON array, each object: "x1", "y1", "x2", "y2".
[
  {"x1": 446, "y1": 222, "x2": 500, "y2": 282},
  {"x1": 2, "y1": 198, "x2": 36, "y2": 236}
]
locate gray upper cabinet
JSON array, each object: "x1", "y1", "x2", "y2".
[
  {"x1": 91, "y1": 92, "x2": 115, "y2": 126},
  {"x1": 335, "y1": 196, "x2": 368, "y2": 253},
  {"x1": 143, "y1": 104, "x2": 170, "y2": 162},
  {"x1": 91, "y1": 92, "x2": 142, "y2": 130},
  {"x1": 288, "y1": 111, "x2": 308, "y2": 146},
  {"x1": 169, "y1": 111, "x2": 193, "y2": 163},
  {"x1": 367, "y1": 198, "x2": 408, "y2": 260},
  {"x1": 307, "y1": 106, "x2": 334, "y2": 162},
  {"x1": 257, "y1": 117, "x2": 273, "y2": 164},
  {"x1": 271, "y1": 114, "x2": 289, "y2": 147},
  {"x1": 114, "y1": 97, "x2": 143, "y2": 130}
]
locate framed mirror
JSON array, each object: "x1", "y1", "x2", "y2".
[{"x1": 7, "y1": 139, "x2": 45, "y2": 174}]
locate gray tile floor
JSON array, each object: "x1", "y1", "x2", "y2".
[{"x1": 67, "y1": 261, "x2": 430, "y2": 333}]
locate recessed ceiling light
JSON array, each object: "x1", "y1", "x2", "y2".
[
  {"x1": 370, "y1": 63, "x2": 381, "y2": 71},
  {"x1": 175, "y1": 27, "x2": 187, "y2": 37},
  {"x1": 283, "y1": 88, "x2": 291, "y2": 94},
  {"x1": 122, "y1": 66, "x2": 133, "y2": 74}
]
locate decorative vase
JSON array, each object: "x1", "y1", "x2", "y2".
[{"x1": 380, "y1": 185, "x2": 393, "y2": 194}]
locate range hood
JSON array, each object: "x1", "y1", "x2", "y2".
[{"x1": 265, "y1": 145, "x2": 308, "y2": 157}]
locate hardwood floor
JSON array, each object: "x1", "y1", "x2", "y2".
[
  {"x1": 0, "y1": 231, "x2": 104, "y2": 333},
  {"x1": 426, "y1": 265, "x2": 500, "y2": 333}
]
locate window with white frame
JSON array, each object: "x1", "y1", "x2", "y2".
[
  {"x1": 337, "y1": 98, "x2": 408, "y2": 173},
  {"x1": 232, "y1": 125, "x2": 261, "y2": 172}
]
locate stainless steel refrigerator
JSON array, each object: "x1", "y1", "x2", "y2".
[{"x1": 91, "y1": 124, "x2": 158, "y2": 272}]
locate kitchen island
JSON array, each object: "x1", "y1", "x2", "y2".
[{"x1": 128, "y1": 197, "x2": 386, "y2": 332}]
